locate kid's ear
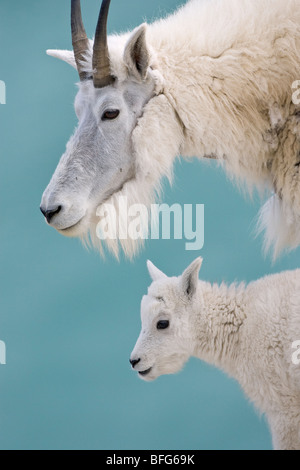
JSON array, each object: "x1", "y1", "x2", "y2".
[
  {"x1": 124, "y1": 24, "x2": 150, "y2": 80},
  {"x1": 147, "y1": 260, "x2": 167, "y2": 282},
  {"x1": 181, "y1": 257, "x2": 203, "y2": 298},
  {"x1": 47, "y1": 49, "x2": 77, "y2": 69}
]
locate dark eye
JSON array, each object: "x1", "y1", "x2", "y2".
[
  {"x1": 101, "y1": 109, "x2": 120, "y2": 121},
  {"x1": 157, "y1": 320, "x2": 169, "y2": 330}
]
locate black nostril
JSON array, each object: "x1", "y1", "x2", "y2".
[
  {"x1": 40, "y1": 205, "x2": 62, "y2": 224},
  {"x1": 130, "y1": 358, "x2": 141, "y2": 369}
]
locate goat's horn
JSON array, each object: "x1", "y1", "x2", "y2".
[
  {"x1": 71, "y1": 0, "x2": 90, "y2": 81},
  {"x1": 93, "y1": 0, "x2": 115, "y2": 88}
]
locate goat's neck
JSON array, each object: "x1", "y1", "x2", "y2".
[
  {"x1": 192, "y1": 282, "x2": 247, "y2": 377},
  {"x1": 149, "y1": 33, "x2": 269, "y2": 164}
]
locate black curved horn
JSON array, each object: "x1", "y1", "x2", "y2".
[
  {"x1": 71, "y1": 0, "x2": 90, "y2": 81},
  {"x1": 93, "y1": 0, "x2": 115, "y2": 88}
]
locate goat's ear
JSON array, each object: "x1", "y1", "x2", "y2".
[
  {"x1": 147, "y1": 260, "x2": 167, "y2": 282},
  {"x1": 181, "y1": 257, "x2": 203, "y2": 299},
  {"x1": 124, "y1": 24, "x2": 150, "y2": 80},
  {"x1": 46, "y1": 50, "x2": 77, "y2": 69}
]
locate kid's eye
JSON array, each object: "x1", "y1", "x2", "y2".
[
  {"x1": 157, "y1": 320, "x2": 170, "y2": 330},
  {"x1": 101, "y1": 109, "x2": 120, "y2": 121}
]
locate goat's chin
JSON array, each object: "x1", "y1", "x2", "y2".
[
  {"x1": 140, "y1": 362, "x2": 187, "y2": 382},
  {"x1": 139, "y1": 373, "x2": 156, "y2": 383},
  {"x1": 158, "y1": 357, "x2": 188, "y2": 377},
  {"x1": 57, "y1": 215, "x2": 90, "y2": 238}
]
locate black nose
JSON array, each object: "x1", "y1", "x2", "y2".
[
  {"x1": 40, "y1": 205, "x2": 62, "y2": 224},
  {"x1": 130, "y1": 358, "x2": 141, "y2": 369}
]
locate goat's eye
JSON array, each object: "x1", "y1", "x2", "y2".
[
  {"x1": 101, "y1": 109, "x2": 120, "y2": 121},
  {"x1": 157, "y1": 320, "x2": 169, "y2": 330}
]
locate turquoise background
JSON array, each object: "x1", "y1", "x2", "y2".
[{"x1": 0, "y1": 0, "x2": 299, "y2": 450}]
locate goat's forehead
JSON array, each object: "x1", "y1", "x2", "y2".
[
  {"x1": 141, "y1": 295, "x2": 161, "y2": 319},
  {"x1": 76, "y1": 79, "x2": 144, "y2": 108},
  {"x1": 141, "y1": 283, "x2": 175, "y2": 315},
  {"x1": 141, "y1": 294, "x2": 155, "y2": 312},
  {"x1": 76, "y1": 83, "x2": 119, "y2": 103},
  {"x1": 147, "y1": 278, "x2": 178, "y2": 298}
]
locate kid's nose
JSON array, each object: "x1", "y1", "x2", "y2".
[{"x1": 130, "y1": 358, "x2": 141, "y2": 368}]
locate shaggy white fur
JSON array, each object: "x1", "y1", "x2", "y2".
[
  {"x1": 131, "y1": 258, "x2": 300, "y2": 450},
  {"x1": 45, "y1": 0, "x2": 300, "y2": 258}
]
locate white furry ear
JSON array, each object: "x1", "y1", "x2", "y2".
[
  {"x1": 124, "y1": 24, "x2": 150, "y2": 80},
  {"x1": 147, "y1": 260, "x2": 167, "y2": 282},
  {"x1": 181, "y1": 257, "x2": 203, "y2": 298},
  {"x1": 46, "y1": 49, "x2": 77, "y2": 70}
]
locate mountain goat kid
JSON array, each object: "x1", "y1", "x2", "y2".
[{"x1": 130, "y1": 259, "x2": 300, "y2": 450}]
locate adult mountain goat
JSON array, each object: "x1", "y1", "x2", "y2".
[
  {"x1": 130, "y1": 258, "x2": 300, "y2": 450},
  {"x1": 41, "y1": 0, "x2": 300, "y2": 258}
]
